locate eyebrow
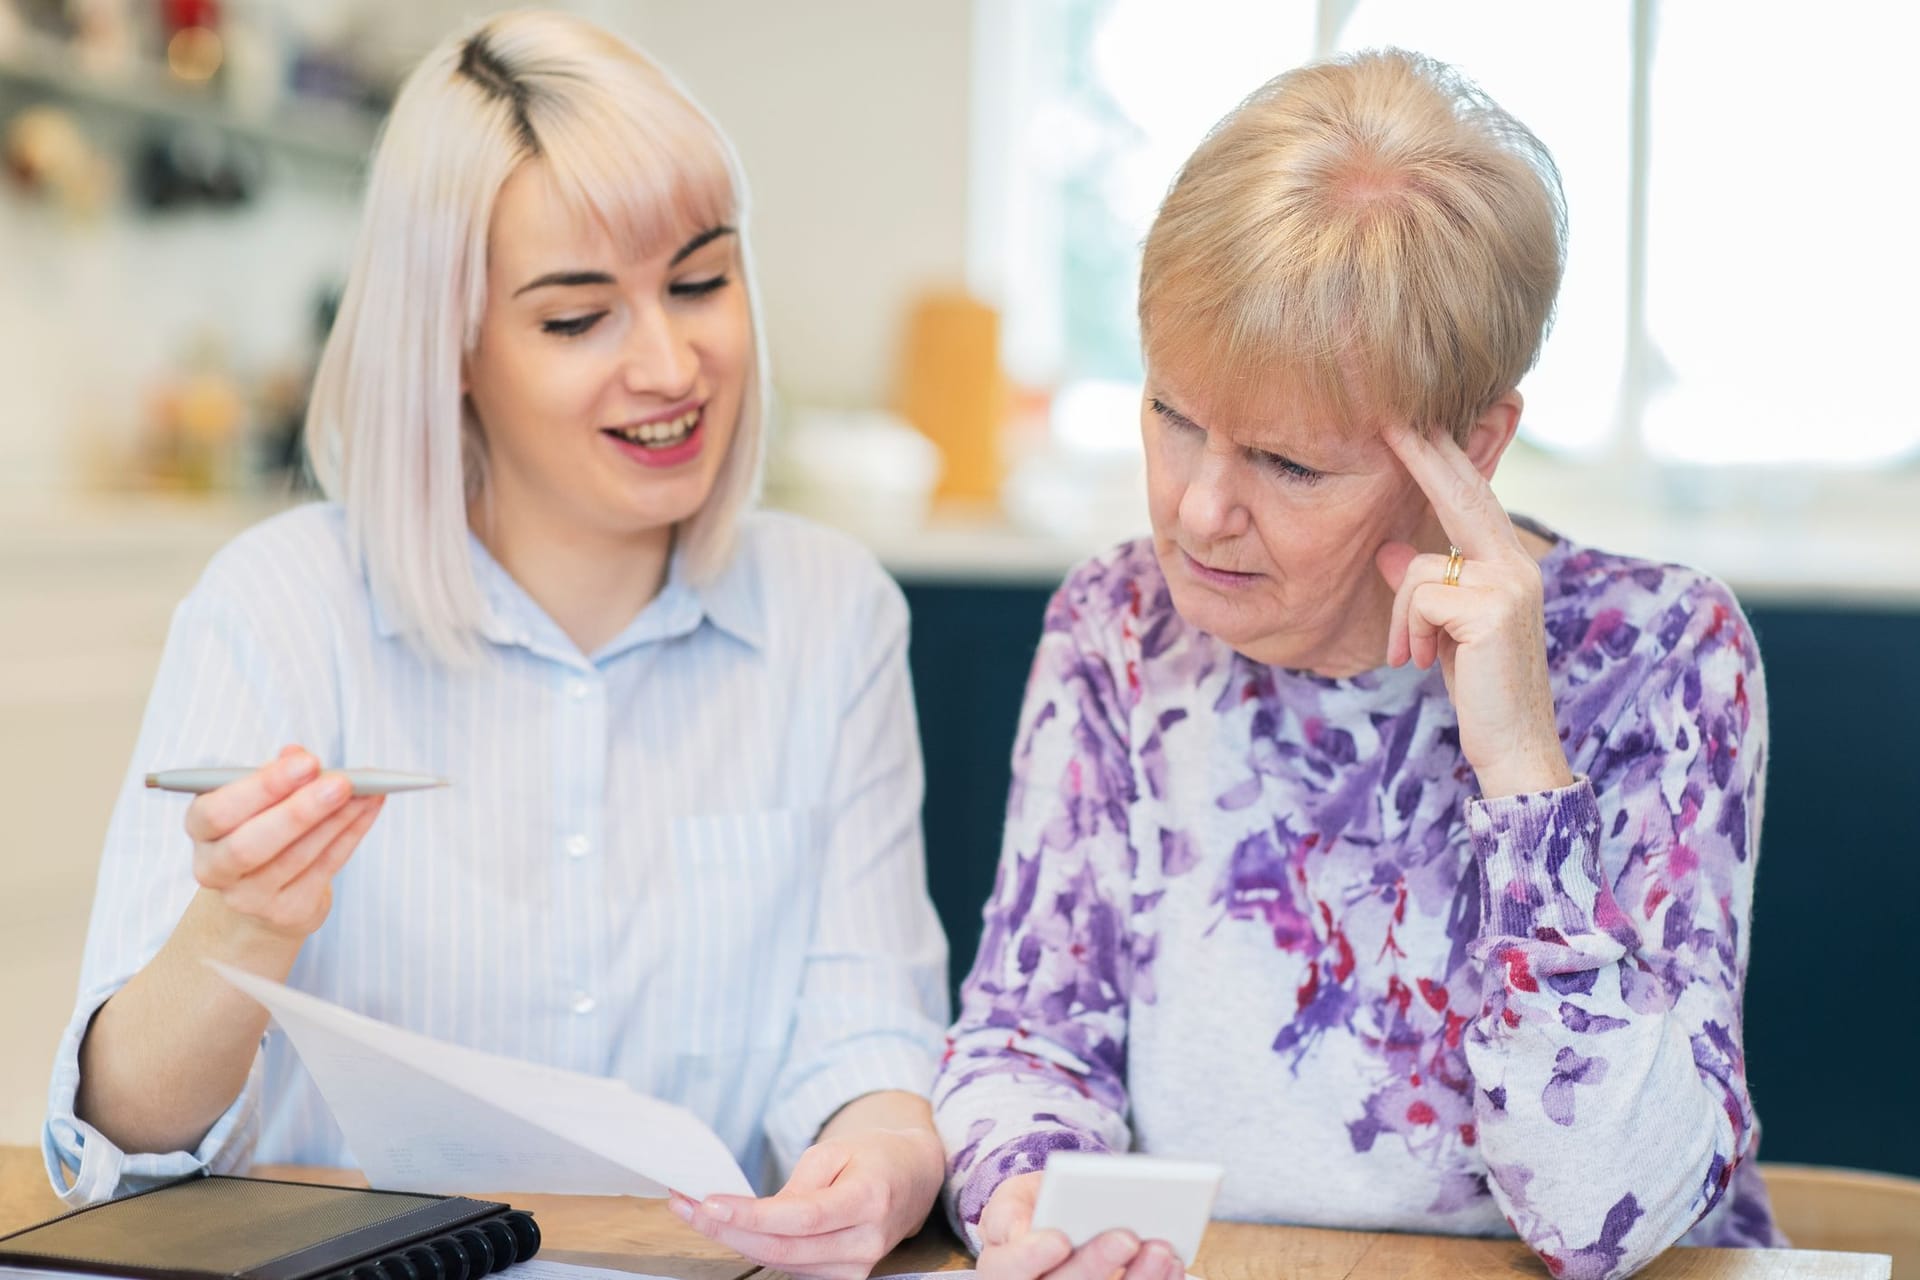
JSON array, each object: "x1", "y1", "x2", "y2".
[
  {"x1": 512, "y1": 270, "x2": 613, "y2": 297},
  {"x1": 511, "y1": 226, "x2": 737, "y2": 297},
  {"x1": 670, "y1": 224, "x2": 735, "y2": 266}
]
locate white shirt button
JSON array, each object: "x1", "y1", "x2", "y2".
[
  {"x1": 566, "y1": 679, "x2": 590, "y2": 700},
  {"x1": 564, "y1": 834, "x2": 590, "y2": 859},
  {"x1": 569, "y1": 991, "x2": 597, "y2": 1016}
]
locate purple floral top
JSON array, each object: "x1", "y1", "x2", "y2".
[{"x1": 932, "y1": 527, "x2": 1781, "y2": 1280}]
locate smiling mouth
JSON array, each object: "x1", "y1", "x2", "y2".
[{"x1": 603, "y1": 406, "x2": 701, "y2": 450}]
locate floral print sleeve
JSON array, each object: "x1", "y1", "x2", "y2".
[
  {"x1": 1463, "y1": 577, "x2": 1768, "y2": 1278},
  {"x1": 932, "y1": 578, "x2": 1139, "y2": 1248}
]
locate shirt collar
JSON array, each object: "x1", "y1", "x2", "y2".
[{"x1": 367, "y1": 529, "x2": 766, "y2": 662}]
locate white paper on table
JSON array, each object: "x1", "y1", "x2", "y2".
[
  {"x1": 208, "y1": 962, "x2": 752, "y2": 1201},
  {"x1": 507, "y1": 1267, "x2": 985, "y2": 1280},
  {"x1": 495, "y1": 1264, "x2": 697, "y2": 1280}
]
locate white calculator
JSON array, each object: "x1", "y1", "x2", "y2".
[{"x1": 1030, "y1": 1152, "x2": 1225, "y2": 1265}]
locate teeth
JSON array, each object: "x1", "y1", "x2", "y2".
[{"x1": 612, "y1": 409, "x2": 699, "y2": 448}]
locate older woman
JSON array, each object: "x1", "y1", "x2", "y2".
[
  {"x1": 933, "y1": 50, "x2": 1779, "y2": 1280},
  {"x1": 47, "y1": 13, "x2": 947, "y2": 1276}
]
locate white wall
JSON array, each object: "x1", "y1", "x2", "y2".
[{"x1": 590, "y1": 0, "x2": 975, "y2": 412}]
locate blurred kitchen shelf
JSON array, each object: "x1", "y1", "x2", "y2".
[{"x1": 0, "y1": 28, "x2": 379, "y2": 169}]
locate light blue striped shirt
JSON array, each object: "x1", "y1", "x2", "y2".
[{"x1": 43, "y1": 503, "x2": 949, "y2": 1206}]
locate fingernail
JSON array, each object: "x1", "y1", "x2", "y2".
[
  {"x1": 319, "y1": 775, "x2": 351, "y2": 803},
  {"x1": 701, "y1": 1198, "x2": 732, "y2": 1223},
  {"x1": 668, "y1": 1196, "x2": 692, "y2": 1223},
  {"x1": 1104, "y1": 1231, "x2": 1140, "y2": 1263},
  {"x1": 285, "y1": 753, "x2": 318, "y2": 783}
]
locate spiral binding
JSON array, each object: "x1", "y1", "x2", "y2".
[{"x1": 320, "y1": 1210, "x2": 540, "y2": 1280}]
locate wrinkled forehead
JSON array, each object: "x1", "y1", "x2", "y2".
[{"x1": 1145, "y1": 350, "x2": 1395, "y2": 466}]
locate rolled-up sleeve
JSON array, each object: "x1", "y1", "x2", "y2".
[
  {"x1": 761, "y1": 573, "x2": 948, "y2": 1173},
  {"x1": 43, "y1": 568, "x2": 331, "y2": 1203},
  {"x1": 44, "y1": 984, "x2": 265, "y2": 1205}
]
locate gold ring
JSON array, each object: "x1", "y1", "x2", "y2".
[{"x1": 1443, "y1": 545, "x2": 1465, "y2": 587}]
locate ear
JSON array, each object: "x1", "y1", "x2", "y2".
[{"x1": 1461, "y1": 390, "x2": 1524, "y2": 481}]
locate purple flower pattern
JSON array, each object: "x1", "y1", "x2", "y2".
[{"x1": 933, "y1": 530, "x2": 1782, "y2": 1278}]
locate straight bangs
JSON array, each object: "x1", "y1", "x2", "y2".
[
  {"x1": 1138, "y1": 49, "x2": 1566, "y2": 444},
  {"x1": 528, "y1": 79, "x2": 738, "y2": 286},
  {"x1": 1141, "y1": 253, "x2": 1375, "y2": 443},
  {"x1": 1140, "y1": 204, "x2": 1517, "y2": 442}
]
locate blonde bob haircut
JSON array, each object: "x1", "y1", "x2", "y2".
[
  {"x1": 1138, "y1": 48, "x2": 1566, "y2": 444},
  {"x1": 306, "y1": 9, "x2": 766, "y2": 664}
]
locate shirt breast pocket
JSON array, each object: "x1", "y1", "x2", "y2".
[{"x1": 667, "y1": 807, "x2": 825, "y2": 1059}]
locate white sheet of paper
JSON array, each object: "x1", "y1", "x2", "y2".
[
  {"x1": 507, "y1": 1268, "x2": 985, "y2": 1280},
  {"x1": 209, "y1": 962, "x2": 753, "y2": 1200},
  {"x1": 496, "y1": 1264, "x2": 687, "y2": 1280}
]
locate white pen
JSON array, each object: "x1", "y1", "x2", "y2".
[{"x1": 144, "y1": 768, "x2": 450, "y2": 796}]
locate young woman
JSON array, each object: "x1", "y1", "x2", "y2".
[{"x1": 46, "y1": 14, "x2": 947, "y2": 1277}]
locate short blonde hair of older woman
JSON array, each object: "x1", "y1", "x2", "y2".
[
  {"x1": 305, "y1": 9, "x2": 768, "y2": 664},
  {"x1": 1138, "y1": 48, "x2": 1566, "y2": 444}
]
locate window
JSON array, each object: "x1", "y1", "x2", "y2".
[{"x1": 972, "y1": 0, "x2": 1919, "y2": 468}]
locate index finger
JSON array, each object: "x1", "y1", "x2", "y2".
[
  {"x1": 706, "y1": 1178, "x2": 868, "y2": 1238},
  {"x1": 1381, "y1": 421, "x2": 1513, "y2": 558},
  {"x1": 183, "y1": 747, "x2": 319, "y2": 843}
]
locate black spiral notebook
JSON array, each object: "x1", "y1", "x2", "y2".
[{"x1": 0, "y1": 1174, "x2": 540, "y2": 1280}]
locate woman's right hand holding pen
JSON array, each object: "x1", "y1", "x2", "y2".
[
  {"x1": 73, "y1": 746, "x2": 386, "y2": 1153},
  {"x1": 189, "y1": 744, "x2": 386, "y2": 941}
]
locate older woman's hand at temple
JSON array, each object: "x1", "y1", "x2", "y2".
[{"x1": 1373, "y1": 418, "x2": 1574, "y2": 800}]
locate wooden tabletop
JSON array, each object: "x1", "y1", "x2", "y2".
[{"x1": 0, "y1": 1147, "x2": 1889, "y2": 1279}]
